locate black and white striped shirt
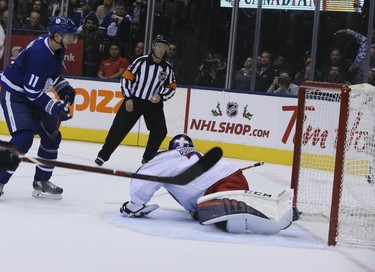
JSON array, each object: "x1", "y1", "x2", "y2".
[{"x1": 120, "y1": 54, "x2": 176, "y2": 101}]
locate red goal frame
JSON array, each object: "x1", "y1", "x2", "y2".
[{"x1": 290, "y1": 81, "x2": 351, "y2": 246}]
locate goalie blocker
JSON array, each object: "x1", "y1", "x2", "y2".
[{"x1": 197, "y1": 189, "x2": 294, "y2": 234}]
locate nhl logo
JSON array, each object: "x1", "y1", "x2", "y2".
[
  {"x1": 226, "y1": 102, "x2": 238, "y2": 117},
  {"x1": 158, "y1": 71, "x2": 167, "y2": 81}
]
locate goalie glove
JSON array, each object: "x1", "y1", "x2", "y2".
[{"x1": 120, "y1": 201, "x2": 159, "y2": 218}]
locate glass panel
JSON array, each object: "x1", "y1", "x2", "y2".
[
  {"x1": 152, "y1": 0, "x2": 231, "y2": 87},
  {"x1": 254, "y1": 5, "x2": 315, "y2": 94},
  {"x1": 231, "y1": 6, "x2": 256, "y2": 91},
  {"x1": 2, "y1": 0, "x2": 373, "y2": 88},
  {"x1": 315, "y1": 2, "x2": 369, "y2": 85}
]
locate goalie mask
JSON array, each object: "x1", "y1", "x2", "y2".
[{"x1": 169, "y1": 134, "x2": 194, "y2": 150}]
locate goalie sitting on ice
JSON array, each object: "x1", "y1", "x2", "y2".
[{"x1": 120, "y1": 134, "x2": 296, "y2": 234}]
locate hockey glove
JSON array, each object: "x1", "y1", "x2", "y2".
[
  {"x1": 51, "y1": 102, "x2": 71, "y2": 121},
  {"x1": 57, "y1": 85, "x2": 76, "y2": 104},
  {"x1": 120, "y1": 201, "x2": 159, "y2": 218},
  {"x1": 0, "y1": 144, "x2": 20, "y2": 171}
]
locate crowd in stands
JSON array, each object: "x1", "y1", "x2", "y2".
[
  {"x1": 0, "y1": 0, "x2": 374, "y2": 92},
  {"x1": 231, "y1": 28, "x2": 375, "y2": 94}
]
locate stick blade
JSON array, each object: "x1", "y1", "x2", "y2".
[{"x1": 160, "y1": 147, "x2": 223, "y2": 185}]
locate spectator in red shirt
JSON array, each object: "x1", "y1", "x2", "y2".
[{"x1": 97, "y1": 42, "x2": 129, "y2": 79}]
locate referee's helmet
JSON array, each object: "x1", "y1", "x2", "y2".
[
  {"x1": 169, "y1": 134, "x2": 194, "y2": 150},
  {"x1": 153, "y1": 35, "x2": 169, "y2": 46}
]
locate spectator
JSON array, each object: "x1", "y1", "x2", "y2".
[
  {"x1": 96, "y1": 0, "x2": 115, "y2": 24},
  {"x1": 255, "y1": 51, "x2": 277, "y2": 92},
  {"x1": 370, "y1": 46, "x2": 375, "y2": 70},
  {"x1": 293, "y1": 60, "x2": 311, "y2": 86},
  {"x1": 233, "y1": 56, "x2": 253, "y2": 91},
  {"x1": 325, "y1": 65, "x2": 346, "y2": 84},
  {"x1": 127, "y1": 0, "x2": 147, "y2": 51},
  {"x1": 14, "y1": 0, "x2": 29, "y2": 23},
  {"x1": 79, "y1": 15, "x2": 104, "y2": 77},
  {"x1": 67, "y1": 0, "x2": 80, "y2": 18},
  {"x1": 0, "y1": 10, "x2": 8, "y2": 30},
  {"x1": 320, "y1": 47, "x2": 349, "y2": 82},
  {"x1": 256, "y1": 55, "x2": 261, "y2": 67},
  {"x1": 267, "y1": 69, "x2": 299, "y2": 96},
  {"x1": 97, "y1": 42, "x2": 129, "y2": 79},
  {"x1": 273, "y1": 54, "x2": 285, "y2": 75},
  {"x1": 20, "y1": 11, "x2": 47, "y2": 31},
  {"x1": 368, "y1": 67, "x2": 375, "y2": 86},
  {"x1": 71, "y1": 0, "x2": 99, "y2": 33},
  {"x1": 335, "y1": 28, "x2": 375, "y2": 83},
  {"x1": 47, "y1": 0, "x2": 63, "y2": 20},
  {"x1": 194, "y1": 55, "x2": 226, "y2": 88},
  {"x1": 165, "y1": 42, "x2": 186, "y2": 84},
  {"x1": 30, "y1": 0, "x2": 49, "y2": 27},
  {"x1": 128, "y1": 40, "x2": 144, "y2": 62},
  {"x1": 0, "y1": 0, "x2": 8, "y2": 14},
  {"x1": 100, "y1": 0, "x2": 132, "y2": 57}
]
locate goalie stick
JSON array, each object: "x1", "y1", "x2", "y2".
[
  {"x1": 20, "y1": 147, "x2": 223, "y2": 185},
  {"x1": 241, "y1": 161, "x2": 264, "y2": 171}
]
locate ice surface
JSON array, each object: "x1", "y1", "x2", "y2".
[{"x1": 0, "y1": 137, "x2": 374, "y2": 272}]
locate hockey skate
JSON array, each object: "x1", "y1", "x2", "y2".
[
  {"x1": 95, "y1": 157, "x2": 105, "y2": 166},
  {"x1": 32, "y1": 180, "x2": 63, "y2": 200}
]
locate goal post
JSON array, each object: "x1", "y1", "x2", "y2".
[{"x1": 291, "y1": 82, "x2": 375, "y2": 248}]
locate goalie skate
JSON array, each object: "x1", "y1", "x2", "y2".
[
  {"x1": 0, "y1": 183, "x2": 4, "y2": 197},
  {"x1": 32, "y1": 180, "x2": 63, "y2": 200}
]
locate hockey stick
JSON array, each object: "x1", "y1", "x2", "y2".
[
  {"x1": 20, "y1": 147, "x2": 223, "y2": 185},
  {"x1": 241, "y1": 161, "x2": 264, "y2": 171},
  {"x1": 104, "y1": 162, "x2": 264, "y2": 204}
]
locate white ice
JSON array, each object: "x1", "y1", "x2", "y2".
[{"x1": 0, "y1": 137, "x2": 374, "y2": 272}]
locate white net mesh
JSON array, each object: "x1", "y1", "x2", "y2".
[{"x1": 296, "y1": 83, "x2": 375, "y2": 248}]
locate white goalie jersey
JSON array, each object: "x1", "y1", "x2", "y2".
[{"x1": 129, "y1": 147, "x2": 239, "y2": 211}]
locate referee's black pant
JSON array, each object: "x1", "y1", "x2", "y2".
[{"x1": 97, "y1": 97, "x2": 167, "y2": 162}]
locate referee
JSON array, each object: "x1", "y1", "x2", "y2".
[{"x1": 95, "y1": 35, "x2": 176, "y2": 166}]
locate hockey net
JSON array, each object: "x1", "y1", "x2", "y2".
[{"x1": 291, "y1": 82, "x2": 375, "y2": 248}]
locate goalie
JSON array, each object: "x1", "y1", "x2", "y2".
[{"x1": 120, "y1": 134, "x2": 295, "y2": 234}]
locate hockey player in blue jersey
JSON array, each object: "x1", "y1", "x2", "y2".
[{"x1": 0, "y1": 16, "x2": 78, "y2": 199}]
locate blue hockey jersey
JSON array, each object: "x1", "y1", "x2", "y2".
[{"x1": 0, "y1": 34, "x2": 66, "y2": 109}]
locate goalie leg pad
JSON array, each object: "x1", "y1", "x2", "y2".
[
  {"x1": 197, "y1": 189, "x2": 293, "y2": 234},
  {"x1": 198, "y1": 199, "x2": 290, "y2": 234},
  {"x1": 198, "y1": 198, "x2": 277, "y2": 234}
]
